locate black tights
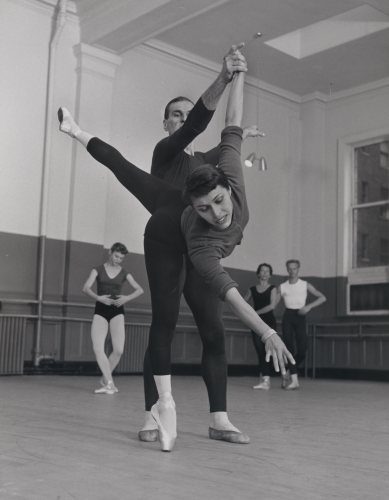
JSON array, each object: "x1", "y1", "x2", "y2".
[
  {"x1": 87, "y1": 138, "x2": 228, "y2": 412},
  {"x1": 281, "y1": 309, "x2": 307, "y2": 375}
]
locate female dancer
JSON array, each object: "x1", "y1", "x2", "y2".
[
  {"x1": 279, "y1": 259, "x2": 326, "y2": 390},
  {"x1": 58, "y1": 69, "x2": 294, "y2": 451},
  {"x1": 244, "y1": 263, "x2": 279, "y2": 390},
  {"x1": 82, "y1": 242, "x2": 144, "y2": 394}
]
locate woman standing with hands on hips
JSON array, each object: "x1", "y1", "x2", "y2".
[
  {"x1": 244, "y1": 263, "x2": 280, "y2": 390},
  {"x1": 82, "y1": 242, "x2": 144, "y2": 394}
]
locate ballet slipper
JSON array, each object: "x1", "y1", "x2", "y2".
[
  {"x1": 100, "y1": 376, "x2": 118, "y2": 392},
  {"x1": 150, "y1": 398, "x2": 177, "y2": 452},
  {"x1": 209, "y1": 427, "x2": 250, "y2": 444},
  {"x1": 253, "y1": 377, "x2": 270, "y2": 390},
  {"x1": 94, "y1": 381, "x2": 116, "y2": 395},
  {"x1": 57, "y1": 107, "x2": 80, "y2": 138}
]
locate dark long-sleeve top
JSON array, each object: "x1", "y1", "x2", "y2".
[
  {"x1": 151, "y1": 98, "x2": 220, "y2": 188},
  {"x1": 181, "y1": 126, "x2": 249, "y2": 300}
]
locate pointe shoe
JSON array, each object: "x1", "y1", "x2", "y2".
[
  {"x1": 138, "y1": 429, "x2": 159, "y2": 442},
  {"x1": 209, "y1": 427, "x2": 250, "y2": 444},
  {"x1": 58, "y1": 107, "x2": 80, "y2": 138},
  {"x1": 150, "y1": 398, "x2": 177, "y2": 452},
  {"x1": 253, "y1": 378, "x2": 270, "y2": 390},
  {"x1": 94, "y1": 381, "x2": 116, "y2": 395},
  {"x1": 100, "y1": 376, "x2": 118, "y2": 392}
]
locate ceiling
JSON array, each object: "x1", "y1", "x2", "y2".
[{"x1": 74, "y1": 0, "x2": 389, "y2": 97}]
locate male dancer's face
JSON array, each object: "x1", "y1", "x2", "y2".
[
  {"x1": 163, "y1": 101, "x2": 194, "y2": 136},
  {"x1": 287, "y1": 263, "x2": 299, "y2": 279},
  {"x1": 192, "y1": 185, "x2": 233, "y2": 229}
]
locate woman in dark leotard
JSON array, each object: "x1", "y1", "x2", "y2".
[
  {"x1": 82, "y1": 242, "x2": 143, "y2": 394},
  {"x1": 58, "y1": 70, "x2": 294, "y2": 452},
  {"x1": 244, "y1": 263, "x2": 279, "y2": 390}
]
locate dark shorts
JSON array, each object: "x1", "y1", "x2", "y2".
[{"x1": 94, "y1": 302, "x2": 124, "y2": 322}]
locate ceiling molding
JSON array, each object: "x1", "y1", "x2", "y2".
[{"x1": 8, "y1": 0, "x2": 78, "y2": 21}]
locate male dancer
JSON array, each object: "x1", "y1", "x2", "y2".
[
  {"x1": 139, "y1": 43, "x2": 264, "y2": 441},
  {"x1": 279, "y1": 260, "x2": 326, "y2": 390}
]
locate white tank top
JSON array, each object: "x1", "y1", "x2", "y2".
[{"x1": 280, "y1": 279, "x2": 307, "y2": 309}]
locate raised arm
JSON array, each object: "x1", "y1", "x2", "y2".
[
  {"x1": 201, "y1": 43, "x2": 247, "y2": 111},
  {"x1": 225, "y1": 71, "x2": 244, "y2": 128}
]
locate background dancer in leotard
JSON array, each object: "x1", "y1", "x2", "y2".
[
  {"x1": 244, "y1": 263, "x2": 280, "y2": 390},
  {"x1": 279, "y1": 259, "x2": 326, "y2": 390},
  {"x1": 82, "y1": 242, "x2": 143, "y2": 394},
  {"x1": 141, "y1": 44, "x2": 265, "y2": 442},
  {"x1": 58, "y1": 64, "x2": 294, "y2": 451}
]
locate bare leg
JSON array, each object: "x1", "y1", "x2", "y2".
[
  {"x1": 108, "y1": 314, "x2": 125, "y2": 373},
  {"x1": 91, "y1": 315, "x2": 113, "y2": 384}
]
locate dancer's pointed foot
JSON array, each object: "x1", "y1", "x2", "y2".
[
  {"x1": 58, "y1": 107, "x2": 80, "y2": 138},
  {"x1": 151, "y1": 395, "x2": 177, "y2": 452}
]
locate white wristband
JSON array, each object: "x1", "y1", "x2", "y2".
[{"x1": 261, "y1": 329, "x2": 276, "y2": 344}]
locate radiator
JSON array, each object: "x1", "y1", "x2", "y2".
[
  {"x1": 115, "y1": 324, "x2": 149, "y2": 373},
  {"x1": 0, "y1": 316, "x2": 26, "y2": 375}
]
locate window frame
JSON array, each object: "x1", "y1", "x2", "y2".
[{"x1": 337, "y1": 129, "x2": 389, "y2": 316}]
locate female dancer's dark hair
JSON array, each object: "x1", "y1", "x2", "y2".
[
  {"x1": 256, "y1": 263, "x2": 273, "y2": 276},
  {"x1": 181, "y1": 164, "x2": 230, "y2": 204}
]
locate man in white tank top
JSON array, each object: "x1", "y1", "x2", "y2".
[{"x1": 278, "y1": 260, "x2": 326, "y2": 390}]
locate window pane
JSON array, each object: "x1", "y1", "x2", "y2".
[
  {"x1": 353, "y1": 205, "x2": 389, "y2": 267},
  {"x1": 354, "y1": 141, "x2": 389, "y2": 204}
]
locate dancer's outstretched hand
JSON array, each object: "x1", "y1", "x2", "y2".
[
  {"x1": 265, "y1": 334, "x2": 295, "y2": 375},
  {"x1": 242, "y1": 125, "x2": 265, "y2": 140}
]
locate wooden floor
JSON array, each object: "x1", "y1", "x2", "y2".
[{"x1": 0, "y1": 374, "x2": 388, "y2": 500}]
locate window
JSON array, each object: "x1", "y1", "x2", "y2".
[
  {"x1": 352, "y1": 140, "x2": 389, "y2": 269},
  {"x1": 338, "y1": 133, "x2": 389, "y2": 316}
]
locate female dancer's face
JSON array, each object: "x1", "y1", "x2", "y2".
[
  {"x1": 258, "y1": 266, "x2": 271, "y2": 281},
  {"x1": 109, "y1": 251, "x2": 125, "y2": 266},
  {"x1": 192, "y1": 185, "x2": 233, "y2": 228}
]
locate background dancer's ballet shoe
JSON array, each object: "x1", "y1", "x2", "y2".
[
  {"x1": 100, "y1": 376, "x2": 118, "y2": 392},
  {"x1": 94, "y1": 381, "x2": 116, "y2": 395},
  {"x1": 209, "y1": 427, "x2": 250, "y2": 444},
  {"x1": 253, "y1": 377, "x2": 270, "y2": 390},
  {"x1": 151, "y1": 399, "x2": 177, "y2": 452},
  {"x1": 138, "y1": 429, "x2": 159, "y2": 442},
  {"x1": 57, "y1": 107, "x2": 80, "y2": 138}
]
